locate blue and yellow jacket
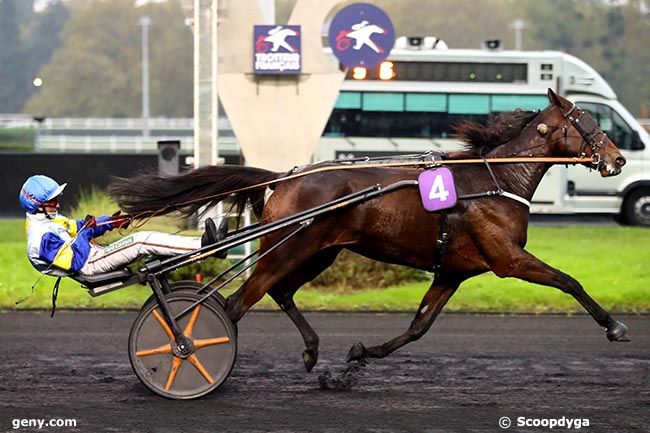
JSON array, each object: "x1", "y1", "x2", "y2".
[{"x1": 26, "y1": 213, "x2": 114, "y2": 275}]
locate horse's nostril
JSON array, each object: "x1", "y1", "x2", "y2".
[{"x1": 615, "y1": 156, "x2": 626, "y2": 167}]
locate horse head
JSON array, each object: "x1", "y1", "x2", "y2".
[{"x1": 546, "y1": 88, "x2": 626, "y2": 177}]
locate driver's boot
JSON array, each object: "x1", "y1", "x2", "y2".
[
  {"x1": 215, "y1": 218, "x2": 228, "y2": 259},
  {"x1": 201, "y1": 218, "x2": 229, "y2": 259},
  {"x1": 201, "y1": 218, "x2": 218, "y2": 247}
]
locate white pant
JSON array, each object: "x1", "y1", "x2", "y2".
[{"x1": 80, "y1": 231, "x2": 201, "y2": 275}]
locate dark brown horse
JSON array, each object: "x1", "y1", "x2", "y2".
[{"x1": 110, "y1": 89, "x2": 629, "y2": 372}]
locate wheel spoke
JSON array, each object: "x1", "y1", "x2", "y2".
[
  {"x1": 183, "y1": 305, "x2": 202, "y2": 338},
  {"x1": 165, "y1": 357, "x2": 183, "y2": 391},
  {"x1": 193, "y1": 337, "x2": 231, "y2": 350},
  {"x1": 152, "y1": 309, "x2": 174, "y2": 340},
  {"x1": 136, "y1": 343, "x2": 172, "y2": 357},
  {"x1": 187, "y1": 353, "x2": 214, "y2": 384}
]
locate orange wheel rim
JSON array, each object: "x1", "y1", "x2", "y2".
[{"x1": 137, "y1": 305, "x2": 231, "y2": 392}]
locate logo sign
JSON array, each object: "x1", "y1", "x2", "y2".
[
  {"x1": 327, "y1": 3, "x2": 395, "y2": 68},
  {"x1": 253, "y1": 25, "x2": 301, "y2": 74},
  {"x1": 418, "y1": 167, "x2": 458, "y2": 212}
]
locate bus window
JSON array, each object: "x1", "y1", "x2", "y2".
[
  {"x1": 580, "y1": 102, "x2": 633, "y2": 150},
  {"x1": 325, "y1": 91, "x2": 547, "y2": 139},
  {"x1": 323, "y1": 109, "x2": 488, "y2": 138}
]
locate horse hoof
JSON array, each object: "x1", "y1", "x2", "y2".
[
  {"x1": 302, "y1": 348, "x2": 318, "y2": 373},
  {"x1": 606, "y1": 321, "x2": 630, "y2": 342},
  {"x1": 224, "y1": 296, "x2": 242, "y2": 323},
  {"x1": 346, "y1": 342, "x2": 366, "y2": 362}
]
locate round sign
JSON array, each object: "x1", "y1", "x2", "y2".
[{"x1": 327, "y1": 3, "x2": 395, "y2": 68}]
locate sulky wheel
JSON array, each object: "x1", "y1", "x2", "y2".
[
  {"x1": 128, "y1": 291, "x2": 237, "y2": 399},
  {"x1": 143, "y1": 280, "x2": 227, "y2": 307}
]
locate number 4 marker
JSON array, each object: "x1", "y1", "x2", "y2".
[{"x1": 428, "y1": 174, "x2": 450, "y2": 202}]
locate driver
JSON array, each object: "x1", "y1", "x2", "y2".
[{"x1": 19, "y1": 175, "x2": 224, "y2": 276}]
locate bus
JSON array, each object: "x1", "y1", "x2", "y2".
[{"x1": 316, "y1": 37, "x2": 650, "y2": 226}]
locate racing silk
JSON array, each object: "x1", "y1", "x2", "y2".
[{"x1": 25, "y1": 213, "x2": 114, "y2": 275}]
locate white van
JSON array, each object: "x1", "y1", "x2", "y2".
[{"x1": 317, "y1": 38, "x2": 650, "y2": 225}]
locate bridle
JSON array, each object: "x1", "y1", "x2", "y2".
[
  {"x1": 560, "y1": 103, "x2": 607, "y2": 168},
  {"x1": 506, "y1": 105, "x2": 607, "y2": 164}
]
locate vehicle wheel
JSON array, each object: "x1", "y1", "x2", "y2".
[
  {"x1": 623, "y1": 188, "x2": 650, "y2": 226},
  {"x1": 128, "y1": 291, "x2": 237, "y2": 400},
  {"x1": 142, "y1": 281, "x2": 236, "y2": 338},
  {"x1": 143, "y1": 280, "x2": 227, "y2": 307}
]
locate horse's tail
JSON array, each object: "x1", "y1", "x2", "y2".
[{"x1": 108, "y1": 165, "x2": 282, "y2": 220}]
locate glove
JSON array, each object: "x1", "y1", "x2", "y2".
[
  {"x1": 110, "y1": 211, "x2": 131, "y2": 230},
  {"x1": 83, "y1": 214, "x2": 96, "y2": 229}
]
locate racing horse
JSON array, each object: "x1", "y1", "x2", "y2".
[{"x1": 109, "y1": 90, "x2": 629, "y2": 372}]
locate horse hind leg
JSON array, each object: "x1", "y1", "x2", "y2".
[
  {"x1": 268, "y1": 248, "x2": 342, "y2": 372},
  {"x1": 276, "y1": 298, "x2": 320, "y2": 372},
  {"x1": 347, "y1": 272, "x2": 468, "y2": 362},
  {"x1": 224, "y1": 229, "x2": 337, "y2": 322}
]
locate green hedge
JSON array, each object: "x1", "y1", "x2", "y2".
[
  {"x1": 163, "y1": 250, "x2": 430, "y2": 291},
  {"x1": 307, "y1": 250, "x2": 429, "y2": 291},
  {"x1": 168, "y1": 258, "x2": 239, "y2": 283},
  {"x1": 0, "y1": 127, "x2": 35, "y2": 150}
]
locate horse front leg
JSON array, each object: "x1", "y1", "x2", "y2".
[
  {"x1": 346, "y1": 272, "x2": 465, "y2": 361},
  {"x1": 490, "y1": 248, "x2": 629, "y2": 342}
]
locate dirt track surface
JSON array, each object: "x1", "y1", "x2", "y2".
[{"x1": 0, "y1": 312, "x2": 648, "y2": 432}]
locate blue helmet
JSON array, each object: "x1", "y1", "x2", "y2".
[{"x1": 19, "y1": 175, "x2": 67, "y2": 214}]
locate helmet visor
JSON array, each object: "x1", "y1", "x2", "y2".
[{"x1": 46, "y1": 183, "x2": 66, "y2": 201}]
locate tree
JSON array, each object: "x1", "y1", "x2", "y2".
[
  {"x1": 0, "y1": 0, "x2": 70, "y2": 114},
  {"x1": 376, "y1": 0, "x2": 517, "y2": 49},
  {"x1": 21, "y1": 0, "x2": 650, "y2": 117},
  {"x1": 613, "y1": 1, "x2": 650, "y2": 116},
  {"x1": 517, "y1": 0, "x2": 650, "y2": 115},
  {"x1": 147, "y1": 1, "x2": 193, "y2": 117},
  {"x1": 22, "y1": 1, "x2": 71, "y2": 109},
  {"x1": 12, "y1": 0, "x2": 34, "y2": 27},
  {"x1": 24, "y1": 0, "x2": 193, "y2": 117},
  {"x1": 0, "y1": 0, "x2": 27, "y2": 113}
]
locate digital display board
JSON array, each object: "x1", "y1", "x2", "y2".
[{"x1": 346, "y1": 61, "x2": 528, "y2": 83}]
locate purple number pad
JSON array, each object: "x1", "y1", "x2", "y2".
[{"x1": 418, "y1": 167, "x2": 458, "y2": 212}]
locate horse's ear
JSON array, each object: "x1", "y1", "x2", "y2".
[
  {"x1": 547, "y1": 88, "x2": 561, "y2": 106},
  {"x1": 547, "y1": 88, "x2": 572, "y2": 110}
]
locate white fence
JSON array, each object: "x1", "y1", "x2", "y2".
[
  {"x1": 0, "y1": 114, "x2": 194, "y2": 130},
  {"x1": 35, "y1": 135, "x2": 195, "y2": 153},
  {"x1": 33, "y1": 135, "x2": 241, "y2": 153},
  {"x1": 38, "y1": 117, "x2": 194, "y2": 130},
  {"x1": 0, "y1": 115, "x2": 237, "y2": 153},
  {"x1": 1, "y1": 115, "x2": 232, "y2": 131},
  {"x1": 0, "y1": 114, "x2": 34, "y2": 128}
]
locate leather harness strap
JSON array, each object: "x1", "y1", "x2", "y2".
[
  {"x1": 432, "y1": 212, "x2": 449, "y2": 273},
  {"x1": 128, "y1": 156, "x2": 590, "y2": 222}
]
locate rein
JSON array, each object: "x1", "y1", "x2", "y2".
[{"x1": 126, "y1": 155, "x2": 593, "y2": 222}]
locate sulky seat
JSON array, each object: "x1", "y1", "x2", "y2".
[{"x1": 70, "y1": 269, "x2": 140, "y2": 296}]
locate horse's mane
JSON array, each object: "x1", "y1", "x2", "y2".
[{"x1": 449, "y1": 110, "x2": 539, "y2": 158}]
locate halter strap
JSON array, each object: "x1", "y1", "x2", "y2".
[{"x1": 561, "y1": 103, "x2": 579, "y2": 119}]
